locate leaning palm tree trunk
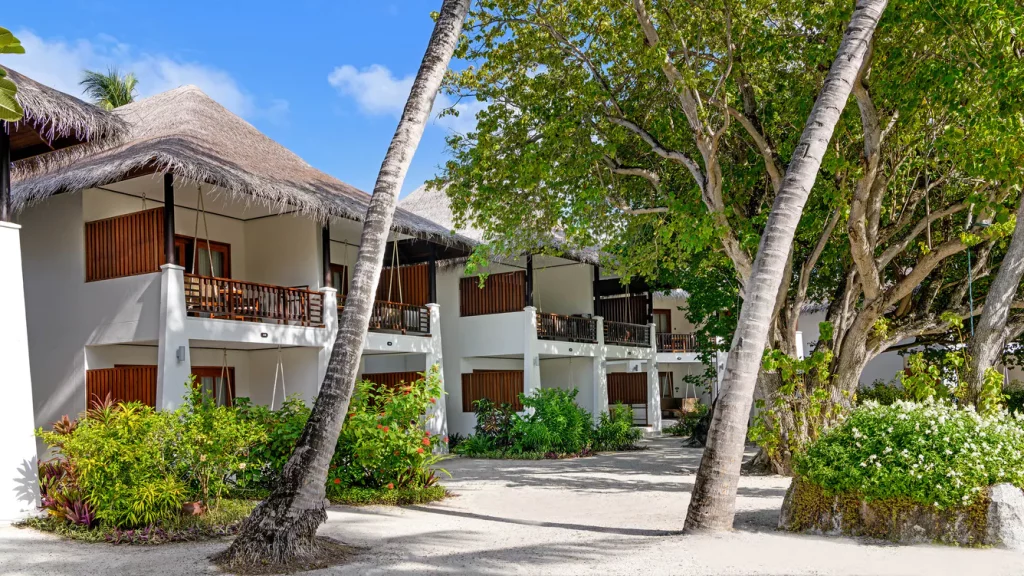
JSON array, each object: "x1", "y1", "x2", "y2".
[
  {"x1": 967, "y1": 198, "x2": 1024, "y2": 405},
  {"x1": 683, "y1": 0, "x2": 889, "y2": 532},
  {"x1": 217, "y1": 0, "x2": 470, "y2": 567}
]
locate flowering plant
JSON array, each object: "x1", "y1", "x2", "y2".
[{"x1": 795, "y1": 400, "x2": 1024, "y2": 508}]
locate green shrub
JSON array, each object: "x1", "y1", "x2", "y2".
[
  {"x1": 331, "y1": 367, "x2": 447, "y2": 490},
  {"x1": 510, "y1": 388, "x2": 592, "y2": 455},
  {"x1": 795, "y1": 400, "x2": 1024, "y2": 509},
  {"x1": 233, "y1": 394, "x2": 310, "y2": 490},
  {"x1": 472, "y1": 398, "x2": 517, "y2": 449},
  {"x1": 326, "y1": 485, "x2": 447, "y2": 506},
  {"x1": 452, "y1": 433, "x2": 497, "y2": 456},
  {"x1": 663, "y1": 402, "x2": 709, "y2": 437},
  {"x1": 592, "y1": 403, "x2": 643, "y2": 451},
  {"x1": 855, "y1": 380, "x2": 911, "y2": 406},
  {"x1": 38, "y1": 402, "x2": 186, "y2": 528},
  {"x1": 169, "y1": 382, "x2": 266, "y2": 505}
]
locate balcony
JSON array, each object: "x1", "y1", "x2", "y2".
[
  {"x1": 656, "y1": 333, "x2": 698, "y2": 353},
  {"x1": 184, "y1": 274, "x2": 324, "y2": 326},
  {"x1": 339, "y1": 300, "x2": 431, "y2": 336},
  {"x1": 604, "y1": 320, "x2": 651, "y2": 347},
  {"x1": 537, "y1": 312, "x2": 598, "y2": 343}
]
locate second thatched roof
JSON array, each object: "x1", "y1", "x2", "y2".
[
  {"x1": 3, "y1": 65, "x2": 129, "y2": 146},
  {"x1": 11, "y1": 82, "x2": 475, "y2": 248}
]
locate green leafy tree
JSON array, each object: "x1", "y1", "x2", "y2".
[
  {"x1": 0, "y1": 27, "x2": 25, "y2": 121},
  {"x1": 79, "y1": 68, "x2": 138, "y2": 110},
  {"x1": 435, "y1": 0, "x2": 1024, "y2": 478}
]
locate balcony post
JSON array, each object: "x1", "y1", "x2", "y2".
[
  {"x1": 321, "y1": 225, "x2": 332, "y2": 289},
  {"x1": 646, "y1": 290, "x2": 654, "y2": 325},
  {"x1": 424, "y1": 303, "x2": 447, "y2": 452},
  {"x1": 316, "y1": 286, "x2": 339, "y2": 388},
  {"x1": 592, "y1": 265, "x2": 600, "y2": 317},
  {"x1": 523, "y1": 306, "x2": 541, "y2": 410},
  {"x1": 646, "y1": 322, "x2": 661, "y2": 432},
  {"x1": 593, "y1": 316, "x2": 608, "y2": 422},
  {"x1": 163, "y1": 173, "x2": 176, "y2": 265},
  {"x1": 428, "y1": 244, "x2": 437, "y2": 304},
  {"x1": 0, "y1": 124, "x2": 11, "y2": 222},
  {"x1": 156, "y1": 263, "x2": 191, "y2": 410}
]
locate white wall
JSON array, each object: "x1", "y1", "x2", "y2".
[
  {"x1": 534, "y1": 262, "x2": 594, "y2": 316},
  {"x1": 539, "y1": 357, "x2": 595, "y2": 415},
  {"x1": 246, "y1": 214, "x2": 320, "y2": 289},
  {"x1": 248, "y1": 347, "x2": 321, "y2": 407},
  {"x1": 362, "y1": 353, "x2": 427, "y2": 374},
  {"x1": 652, "y1": 294, "x2": 696, "y2": 333},
  {"x1": 798, "y1": 310, "x2": 906, "y2": 386}
]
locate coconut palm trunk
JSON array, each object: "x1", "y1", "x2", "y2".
[
  {"x1": 217, "y1": 0, "x2": 470, "y2": 567},
  {"x1": 967, "y1": 198, "x2": 1024, "y2": 405},
  {"x1": 683, "y1": 0, "x2": 889, "y2": 532}
]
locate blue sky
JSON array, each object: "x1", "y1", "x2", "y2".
[{"x1": 1, "y1": 1, "x2": 480, "y2": 197}]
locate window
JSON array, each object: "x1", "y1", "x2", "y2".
[
  {"x1": 191, "y1": 366, "x2": 236, "y2": 407},
  {"x1": 175, "y1": 235, "x2": 231, "y2": 278},
  {"x1": 330, "y1": 263, "x2": 349, "y2": 296},
  {"x1": 653, "y1": 309, "x2": 671, "y2": 334}
]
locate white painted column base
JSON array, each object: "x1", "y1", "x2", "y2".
[
  {"x1": 424, "y1": 303, "x2": 448, "y2": 452},
  {"x1": 156, "y1": 264, "x2": 192, "y2": 410},
  {"x1": 0, "y1": 222, "x2": 40, "y2": 521},
  {"x1": 523, "y1": 306, "x2": 542, "y2": 404},
  {"x1": 646, "y1": 323, "x2": 662, "y2": 432},
  {"x1": 592, "y1": 316, "x2": 608, "y2": 422}
]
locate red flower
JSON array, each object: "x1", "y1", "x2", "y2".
[
  {"x1": 443, "y1": 436, "x2": 449, "y2": 443},
  {"x1": 421, "y1": 438, "x2": 430, "y2": 446},
  {"x1": 393, "y1": 450, "x2": 399, "y2": 456},
  {"x1": 333, "y1": 478, "x2": 340, "y2": 485},
  {"x1": 429, "y1": 398, "x2": 437, "y2": 404},
  {"x1": 417, "y1": 448, "x2": 424, "y2": 454},
  {"x1": 424, "y1": 431, "x2": 431, "y2": 437},
  {"x1": 387, "y1": 483, "x2": 394, "y2": 490},
  {"x1": 382, "y1": 426, "x2": 390, "y2": 432},
  {"x1": 376, "y1": 424, "x2": 382, "y2": 429}
]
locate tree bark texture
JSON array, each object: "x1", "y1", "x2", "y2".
[
  {"x1": 967, "y1": 198, "x2": 1024, "y2": 404},
  {"x1": 683, "y1": 0, "x2": 888, "y2": 533},
  {"x1": 217, "y1": 0, "x2": 470, "y2": 567}
]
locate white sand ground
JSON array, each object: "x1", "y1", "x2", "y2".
[{"x1": 2, "y1": 436, "x2": 1022, "y2": 575}]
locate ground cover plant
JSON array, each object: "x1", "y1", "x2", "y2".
[
  {"x1": 663, "y1": 402, "x2": 710, "y2": 438},
  {"x1": 454, "y1": 389, "x2": 643, "y2": 458}
]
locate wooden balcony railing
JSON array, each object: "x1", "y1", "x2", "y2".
[
  {"x1": 604, "y1": 320, "x2": 651, "y2": 347},
  {"x1": 657, "y1": 332, "x2": 699, "y2": 353},
  {"x1": 339, "y1": 300, "x2": 430, "y2": 335},
  {"x1": 536, "y1": 313, "x2": 598, "y2": 343},
  {"x1": 184, "y1": 274, "x2": 323, "y2": 326}
]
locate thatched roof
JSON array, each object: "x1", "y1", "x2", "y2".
[
  {"x1": 400, "y1": 182, "x2": 598, "y2": 264},
  {"x1": 10, "y1": 83, "x2": 473, "y2": 247},
  {"x1": 3, "y1": 65, "x2": 129, "y2": 159}
]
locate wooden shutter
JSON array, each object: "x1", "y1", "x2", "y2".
[
  {"x1": 362, "y1": 371, "x2": 424, "y2": 390},
  {"x1": 461, "y1": 370, "x2": 524, "y2": 411},
  {"x1": 459, "y1": 271, "x2": 526, "y2": 316},
  {"x1": 86, "y1": 366, "x2": 158, "y2": 407},
  {"x1": 601, "y1": 295, "x2": 648, "y2": 324},
  {"x1": 84, "y1": 207, "x2": 165, "y2": 282},
  {"x1": 607, "y1": 372, "x2": 648, "y2": 405},
  {"x1": 376, "y1": 263, "x2": 429, "y2": 306}
]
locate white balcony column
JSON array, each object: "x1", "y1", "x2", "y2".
[
  {"x1": 647, "y1": 323, "x2": 662, "y2": 432},
  {"x1": 156, "y1": 264, "x2": 192, "y2": 410},
  {"x1": 795, "y1": 330, "x2": 805, "y2": 360},
  {"x1": 316, "y1": 287, "x2": 339, "y2": 388},
  {"x1": 592, "y1": 316, "x2": 608, "y2": 422},
  {"x1": 523, "y1": 306, "x2": 542, "y2": 403},
  {"x1": 424, "y1": 303, "x2": 447, "y2": 451},
  {"x1": 0, "y1": 222, "x2": 40, "y2": 520},
  {"x1": 714, "y1": 346, "x2": 729, "y2": 403}
]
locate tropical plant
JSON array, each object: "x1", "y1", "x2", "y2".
[
  {"x1": 0, "y1": 27, "x2": 25, "y2": 121},
  {"x1": 663, "y1": 402, "x2": 710, "y2": 438},
  {"x1": 592, "y1": 403, "x2": 643, "y2": 451},
  {"x1": 471, "y1": 398, "x2": 516, "y2": 449},
  {"x1": 79, "y1": 67, "x2": 138, "y2": 110},
  {"x1": 795, "y1": 400, "x2": 1024, "y2": 509},
  {"x1": 511, "y1": 388, "x2": 593, "y2": 455},
  {"x1": 219, "y1": 1, "x2": 471, "y2": 567}
]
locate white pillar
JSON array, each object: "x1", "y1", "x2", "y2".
[
  {"x1": 156, "y1": 264, "x2": 192, "y2": 410},
  {"x1": 316, "y1": 287, "x2": 338, "y2": 389},
  {"x1": 714, "y1": 347, "x2": 728, "y2": 402},
  {"x1": 0, "y1": 222, "x2": 39, "y2": 521},
  {"x1": 592, "y1": 316, "x2": 608, "y2": 422},
  {"x1": 424, "y1": 303, "x2": 447, "y2": 447},
  {"x1": 647, "y1": 323, "x2": 662, "y2": 432},
  {"x1": 795, "y1": 330, "x2": 805, "y2": 360},
  {"x1": 523, "y1": 306, "x2": 542, "y2": 401}
]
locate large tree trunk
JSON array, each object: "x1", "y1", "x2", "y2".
[
  {"x1": 683, "y1": 0, "x2": 888, "y2": 532},
  {"x1": 216, "y1": 0, "x2": 470, "y2": 568},
  {"x1": 967, "y1": 198, "x2": 1024, "y2": 404}
]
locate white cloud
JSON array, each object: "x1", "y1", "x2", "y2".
[
  {"x1": 2, "y1": 30, "x2": 287, "y2": 122},
  {"x1": 327, "y1": 63, "x2": 485, "y2": 134}
]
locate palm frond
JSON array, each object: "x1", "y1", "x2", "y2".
[{"x1": 79, "y1": 68, "x2": 138, "y2": 110}]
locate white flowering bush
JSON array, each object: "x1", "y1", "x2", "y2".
[{"x1": 795, "y1": 400, "x2": 1024, "y2": 508}]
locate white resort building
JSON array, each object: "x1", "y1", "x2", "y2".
[{"x1": 1, "y1": 68, "x2": 722, "y2": 517}]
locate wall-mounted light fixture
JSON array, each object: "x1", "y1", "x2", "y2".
[
  {"x1": 261, "y1": 332, "x2": 268, "y2": 338},
  {"x1": 176, "y1": 346, "x2": 186, "y2": 362}
]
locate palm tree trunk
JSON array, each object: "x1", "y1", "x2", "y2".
[
  {"x1": 216, "y1": 0, "x2": 470, "y2": 567},
  {"x1": 967, "y1": 198, "x2": 1024, "y2": 404},
  {"x1": 683, "y1": 0, "x2": 888, "y2": 532}
]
